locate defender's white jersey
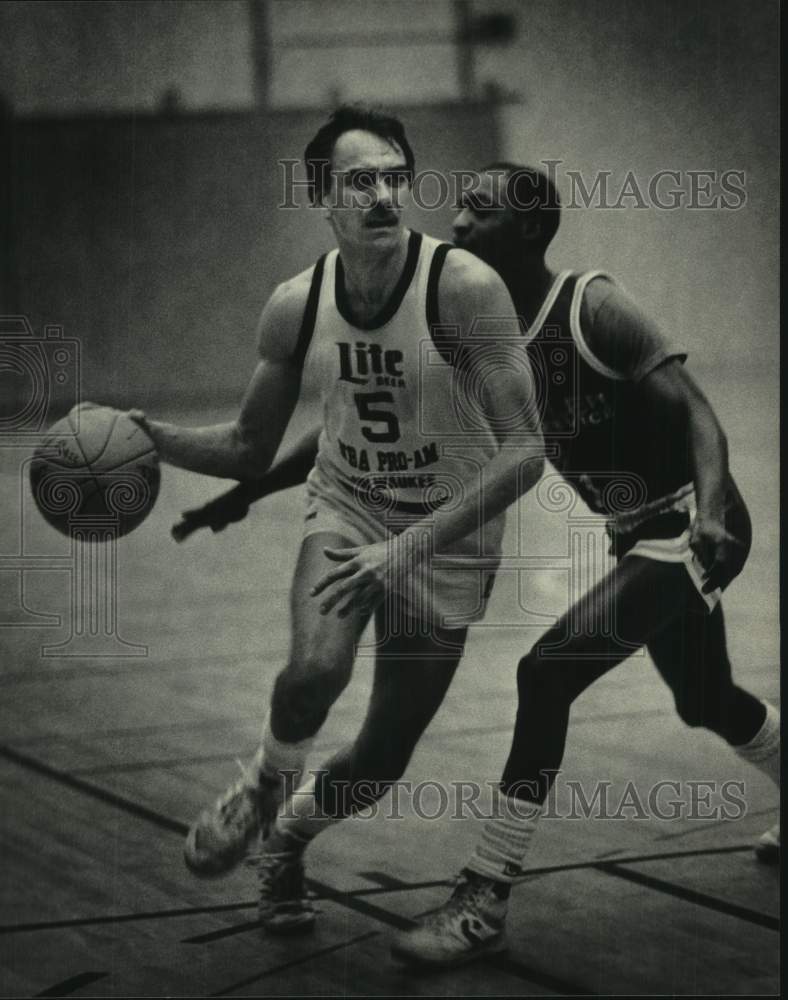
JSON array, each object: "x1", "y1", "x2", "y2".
[{"x1": 301, "y1": 231, "x2": 502, "y2": 522}]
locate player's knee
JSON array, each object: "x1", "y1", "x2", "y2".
[
  {"x1": 287, "y1": 650, "x2": 351, "y2": 690},
  {"x1": 275, "y1": 655, "x2": 352, "y2": 720}
]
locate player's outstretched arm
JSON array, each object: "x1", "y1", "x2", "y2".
[
  {"x1": 313, "y1": 253, "x2": 545, "y2": 616},
  {"x1": 584, "y1": 279, "x2": 744, "y2": 593},
  {"x1": 129, "y1": 276, "x2": 310, "y2": 481},
  {"x1": 171, "y1": 426, "x2": 321, "y2": 541}
]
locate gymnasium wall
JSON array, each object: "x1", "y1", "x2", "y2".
[
  {"x1": 0, "y1": 0, "x2": 256, "y2": 115},
  {"x1": 481, "y1": 0, "x2": 779, "y2": 376},
  {"x1": 1, "y1": 0, "x2": 778, "y2": 420},
  {"x1": 2, "y1": 104, "x2": 499, "y2": 411}
]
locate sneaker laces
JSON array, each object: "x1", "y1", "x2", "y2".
[
  {"x1": 213, "y1": 759, "x2": 260, "y2": 824},
  {"x1": 421, "y1": 873, "x2": 492, "y2": 928},
  {"x1": 245, "y1": 850, "x2": 317, "y2": 910}
]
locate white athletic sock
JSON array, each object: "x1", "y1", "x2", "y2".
[
  {"x1": 465, "y1": 790, "x2": 542, "y2": 884},
  {"x1": 266, "y1": 773, "x2": 341, "y2": 853},
  {"x1": 253, "y1": 712, "x2": 314, "y2": 790},
  {"x1": 734, "y1": 701, "x2": 780, "y2": 788}
]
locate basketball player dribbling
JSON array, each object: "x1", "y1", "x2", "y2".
[
  {"x1": 177, "y1": 162, "x2": 780, "y2": 966},
  {"x1": 129, "y1": 108, "x2": 546, "y2": 933}
]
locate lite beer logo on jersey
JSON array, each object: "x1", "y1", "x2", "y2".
[{"x1": 337, "y1": 341, "x2": 406, "y2": 388}]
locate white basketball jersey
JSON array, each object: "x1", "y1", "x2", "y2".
[{"x1": 301, "y1": 231, "x2": 503, "y2": 521}]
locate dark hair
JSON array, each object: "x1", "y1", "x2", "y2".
[
  {"x1": 304, "y1": 104, "x2": 415, "y2": 204},
  {"x1": 482, "y1": 162, "x2": 561, "y2": 250}
]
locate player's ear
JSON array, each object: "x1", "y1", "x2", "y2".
[{"x1": 315, "y1": 192, "x2": 333, "y2": 221}]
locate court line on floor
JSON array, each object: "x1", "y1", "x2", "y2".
[
  {"x1": 597, "y1": 863, "x2": 778, "y2": 930},
  {"x1": 34, "y1": 971, "x2": 109, "y2": 997},
  {"x1": 0, "y1": 882, "x2": 455, "y2": 939},
  {"x1": 0, "y1": 902, "x2": 258, "y2": 937},
  {"x1": 652, "y1": 805, "x2": 778, "y2": 841},
  {"x1": 206, "y1": 885, "x2": 596, "y2": 998},
  {"x1": 0, "y1": 746, "x2": 593, "y2": 995},
  {"x1": 0, "y1": 848, "x2": 771, "y2": 940},
  {"x1": 0, "y1": 743, "x2": 186, "y2": 835},
  {"x1": 15, "y1": 705, "x2": 670, "y2": 750},
  {"x1": 2, "y1": 743, "x2": 778, "y2": 944},
  {"x1": 206, "y1": 930, "x2": 380, "y2": 997},
  {"x1": 358, "y1": 850, "x2": 780, "y2": 932},
  {"x1": 0, "y1": 741, "x2": 770, "y2": 883},
  {"x1": 72, "y1": 752, "x2": 255, "y2": 776},
  {"x1": 49, "y1": 708, "x2": 684, "y2": 778},
  {"x1": 6, "y1": 679, "x2": 778, "y2": 751},
  {"x1": 182, "y1": 918, "x2": 263, "y2": 944}
]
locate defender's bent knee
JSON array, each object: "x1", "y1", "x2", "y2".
[{"x1": 516, "y1": 651, "x2": 560, "y2": 700}]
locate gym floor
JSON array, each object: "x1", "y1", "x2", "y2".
[{"x1": 0, "y1": 374, "x2": 779, "y2": 997}]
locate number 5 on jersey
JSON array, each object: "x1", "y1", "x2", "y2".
[{"x1": 354, "y1": 392, "x2": 401, "y2": 443}]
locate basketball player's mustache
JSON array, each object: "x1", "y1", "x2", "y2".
[{"x1": 366, "y1": 210, "x2": 398, "y2": 226}]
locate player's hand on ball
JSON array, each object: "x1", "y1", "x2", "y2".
[
  {"x1": 312, "y1": 540, "x2": 404, "y2": 618},
  {"x1": 127, "y1": 409, "x2": 151, "y2": 434},
  {"x1": 689, "y1": 514, "x2": 747, "y2": 593}
]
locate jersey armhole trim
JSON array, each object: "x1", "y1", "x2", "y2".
[
  {"x1": 426, "y1": 243, "x2": 464, "y2": 367},
  {"x1": 569, "y1": 270, "x2": 626, "y2": 381},
  {"x1": 293, "y1": 254, "x2": 327, "y2": 369},
  {"x1": 527, "y1": 270, "x2": 574, "y2": 337},
  {"x1": 426, "y1": 242, "x2": 453, "y2": 330}
]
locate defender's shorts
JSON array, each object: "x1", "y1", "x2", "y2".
[
  {"x1": 302, "y1": 460, "x2": 503, "y2": 628},
  {"x1": 610, "y1": 481, "x2": 751, "y2": 611}
]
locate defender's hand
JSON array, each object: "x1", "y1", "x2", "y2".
[
  {"x1": 689, "y1": 515, "x2": 747, "y2": 593},
  {"x1": 311, "y1": 540, "x2": 405, "y2": 618},
  {"x1": 171, "y1": 488, "x2": 251, "y2": 542}
]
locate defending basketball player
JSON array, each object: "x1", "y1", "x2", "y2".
[
  {"x1": 176, "y1": 161, "x2": 780, "y2": 964},
  {"x1": 128, "y1": 109, "x2": 545, "y2": 933},
  {"x1": 388, "y1": 165, "x2": 780, "y2": 966}
]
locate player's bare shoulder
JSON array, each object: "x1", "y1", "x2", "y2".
[
  {"x1": 255, "y1": 264, "x2": 316, "y2": 363},
  {"x1": 437, "y1": 247, "x2": 515, "y2": 335},
  {"x1": 440, "y1": 247, "x2": 506, "y2": 297}
]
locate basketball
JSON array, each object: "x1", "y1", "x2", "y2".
[{"x1": 30, "y1": 404, "x2": 160, "y2": 538}]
